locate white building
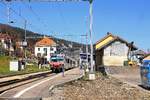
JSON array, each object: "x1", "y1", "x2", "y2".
[{"x1": 34, "y1": 37, "x2": 57, "y2": 61}]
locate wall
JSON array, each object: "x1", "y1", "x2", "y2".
[
  {"x1": 95, "y1": 49, "x2": 103, "y2": 67},
  {"x1": 103, "y1": 41, "x2": 129, "y2": 66},
  {"x1": 35, "y1": 46, "x2": 56, "y2": 61},
  {"x1": 103, "y1": 56, "x2": 127, "y2": 66}
]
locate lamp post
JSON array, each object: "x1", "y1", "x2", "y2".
[{"x1": 89, "y1": 0, "x2": 95, "y2": 80}]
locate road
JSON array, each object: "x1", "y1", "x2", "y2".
[
  {"x1": 0, "y1": 68, "x2": 82, "y2": 99},
  {"x1": 106, "y1": 66, "x2": 141, "y2": 87}
]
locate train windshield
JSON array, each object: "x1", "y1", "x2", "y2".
[{"x1": 51, "y1": 57, "x2": 64, "y2": 62}]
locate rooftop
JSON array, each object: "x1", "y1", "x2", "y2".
[
  {"x1": 95, "y1": 32, "x2": 138, "y2": 50},
  {"x1": 35, "y1": 37, "x2": 56, "y2": 47}
]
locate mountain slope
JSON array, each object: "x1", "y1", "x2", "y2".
[{"x1": 0, "y1": 23, "x2": 88, "y2": 58}]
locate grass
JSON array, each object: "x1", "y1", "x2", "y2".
[
  {"x1": 0, "y1": 56, "x2": 49, "y2": 77},
  {"x1": 0, "y1": 56, "x2": 11, "y2": 74}
]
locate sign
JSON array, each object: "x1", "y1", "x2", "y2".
[
  {"x1": 89, "y1": 73, "x2": 95, "y2": 80},
  {"x1": 80, "y1": 53, "x2": 90, "y2": 60},
  {"x1": 22, "y1": 41, "x2": 27, "y2": 46},
  {"x1": 10, "y1": 61, "x2": 18, "y2": 71}
]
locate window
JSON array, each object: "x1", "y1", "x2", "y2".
[
  {"x1": 38, "y1": 48, "x2": 40, "y2": 51},
  {"x1": 37, "y1": 53, "x2": 41, "y2": 57},
  {"x1": 50, "y1": 47, "x2": 53, "y2": 51},
  {"x1": 43, "y1": 48, "x2": 47, "y2": 56},
  {"x1": 44, "y1": 48, "x2": 47, "y2": 51}
]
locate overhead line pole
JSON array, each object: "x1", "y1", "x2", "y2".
[
  {"x1": 3, "y1": 0, "x2": 95, "y2": 80},
  {"x1": 89, "y1": 0, "x2": 95, "y2": 80}
]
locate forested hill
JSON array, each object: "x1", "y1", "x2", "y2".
[
  {"x1": 0, "y1": 23, "x2": 87, "y2": 53},
  {"x1": 0, "y1": 23, "x2": 42, "y2": 40}
]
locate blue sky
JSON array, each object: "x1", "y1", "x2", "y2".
[{"x1": 0, "y1": 0, "x2": 150, "y2": 51}]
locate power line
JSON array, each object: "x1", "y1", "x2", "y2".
[
  {"x1": 0, "y1": 0, "x2": 89, "y2": 2},
  {"x1": 1, "y1": 1, "x2": 43, "y2": 34},
  {"x1": 21, "y1": 1, "x2": 51, "y2": 32}
]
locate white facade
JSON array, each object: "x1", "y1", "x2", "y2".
[
  {"x1": 103, "y1": 41, "x2": 129, "y2": 66},
  {"x1": 35, "y1": 46, "x2": 56, "y2": 61}
]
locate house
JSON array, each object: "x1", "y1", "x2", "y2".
[
  {"x1": 34, "y1": 37, "x2": 57, "y2": 61},
  {"x1": 95, "y1": 32, "x2": 137, "y2": 67},
  {"x1": 132, "y1": 50, "x2": 146, "y2": 64},
  {"x1": 0, "y1": 33, "x2": 14, "y2": 55}
]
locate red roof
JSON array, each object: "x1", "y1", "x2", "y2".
[{"x1": 35, "y1": 37, "x2": 56, "y2": 46}]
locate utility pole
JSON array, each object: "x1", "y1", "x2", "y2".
[
  {"x1": 85, "y1": 33, "x2": 89, "y2": 72},
  {"x1": 23, "y1": 20, "x2": 27, "y2": 62},
  {"x1": 89, "y1": 0, "x2": 95, "y2": 80},
  {"x1": 24, "y1": 20, "x2": 27, "y2": 45}
]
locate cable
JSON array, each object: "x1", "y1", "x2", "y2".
[
  {"x1": 21, "y1": 1, "x2": 50, "y2": 31},
  {"x1": 1, "y1": 1, "x2": 44, "y2": 35}
]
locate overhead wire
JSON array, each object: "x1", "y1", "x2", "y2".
[
  {"x1": 55, "y1": 3, "x2": 76, "y2": 41},
  {"x1": 21, "y1": 1, "x2": 51, "y2": 34},
  {"x1": 0, "y1": 1, "x2": 43, "y2": 34}
]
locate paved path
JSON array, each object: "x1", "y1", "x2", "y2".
[
  {"x1": 106, "y1": 66, "x2": 141, "y2": 87},
  {"x1": 0, "y1": 68, "x2": 83, "y2": 99},
  {"x1": 105, "y1": 66, "x2": 150, "y2": 93}
]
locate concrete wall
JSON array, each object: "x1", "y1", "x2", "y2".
[
  {"x1": 35, "y1": 46, "x2": 56, "y2": 61},
  {"x1": 103, "y1": 56, "x2": 128, "y2": 66},
  {"x1": 103, "y1": 41, "x2": 128, "y2": 66},
  {"x1": 104, "y1": 41, "x2": 128, "y2": 56}
]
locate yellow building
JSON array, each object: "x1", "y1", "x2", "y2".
[{"x1": 95, "y1": 32, "x2": 137, "y2": 68}]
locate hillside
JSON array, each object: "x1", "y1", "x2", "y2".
[{"x1": 0, "y1": 23, "x2": 88, "y2": 58}]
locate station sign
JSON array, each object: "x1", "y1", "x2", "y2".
[{"x1": 80, "y1": 53, "x2": 90, "y2": 60}]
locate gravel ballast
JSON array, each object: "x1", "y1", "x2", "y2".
[{"x1": 49, "y1": 73, "x2": 150, "y2": 100}]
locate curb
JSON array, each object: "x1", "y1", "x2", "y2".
[{"x1": 48, "y1": 73, "x2": 84, "y2": 94}]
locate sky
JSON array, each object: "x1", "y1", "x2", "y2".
[{"x1": 0, "y1": 0, "x2": 150, "y2": 51}]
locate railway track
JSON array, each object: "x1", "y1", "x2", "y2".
[
  {"x1": 0, "y1": 66, "x2": 76, "y2": 95},
  {"x1": 0, "y1": 71, "x2": 54, "y2": 94}
]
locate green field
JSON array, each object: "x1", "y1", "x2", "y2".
[
  {"x1": 0, "y1": 56, "x2": 11, "y2": 74},
  {"x1": 0, "y1": 56, "x2": 49, "y2": 77}
]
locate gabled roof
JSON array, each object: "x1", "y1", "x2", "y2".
[
  {"x1": 35, "y1": 37, "x2": 56, "y2": 47},
  {"x1": 133, "y1": 50, "x2": 146, "y2": 56},
  {"x1": 142, "y1": 53, "x2": 150, "y2": 60},
  {"x1": 95, "y1": 32, "x2": 138, "y2": 50}
]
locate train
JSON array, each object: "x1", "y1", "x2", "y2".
[{"x1": 49, "y1": 54, "x2": 77, "y2": 73}]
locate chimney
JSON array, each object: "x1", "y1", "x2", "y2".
[{"x1": 107, "y1": 32, "x2": 111, "y2": 35}]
